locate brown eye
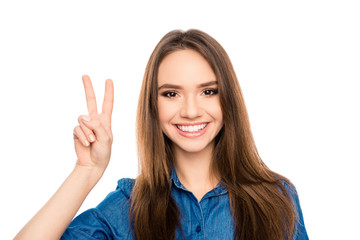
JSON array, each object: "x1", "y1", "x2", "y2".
[
  {"x1": 203, "y1": 89, "x2": 218, "y2": 95},
  {"x1": 161, "y1": 91, "x2": 178, "y2": 98}
]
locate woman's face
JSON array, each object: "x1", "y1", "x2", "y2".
[{"x1": 157, "y1": 49, "x2": 223, "y2": 155}]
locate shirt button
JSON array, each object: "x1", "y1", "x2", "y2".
[{"x1": 196, "y1": 225, "x2": 201, "y2": 233}]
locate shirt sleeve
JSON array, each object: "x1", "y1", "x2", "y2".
[
  {"x1": 282, "y1": 181, "x2": 309, "y2": 240},
  {"x1": 61, "y1": 178, "x2": 135, "y2": 240}
]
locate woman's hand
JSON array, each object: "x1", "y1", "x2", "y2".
[{"x1": 73, "y1": 75, "x2": 114, "y2": 172}]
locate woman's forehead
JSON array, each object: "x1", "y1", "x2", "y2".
[{"x1": 157, "y1": 49, "x2": 216, "y2": 86}]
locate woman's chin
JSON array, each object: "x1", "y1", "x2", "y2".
[{"x1": 173, "y1": 142, "x2": 213, "y2": 155}]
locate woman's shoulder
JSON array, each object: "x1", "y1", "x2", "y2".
[
  {"x1": 276, "y1": 178, "x2": 309, "y2": 239},
  {"x1": 115, "y1": 178, "x2": 136, "y2": 198},
  {"x1": 94, "y1": 178, "x2": 135, "y2": 211},
  {"x1": 278, "y1": 178, "x2": 297, "y2": 195},
  {"x1": 62, "y1": 178, "x2": 136, "y2": 239},
  {"x1": 275, "y1": 177, "x2": 302, "y2": 210},
  {"x1": 279, "y1": 178, "x2": 300, "y2": 208}
]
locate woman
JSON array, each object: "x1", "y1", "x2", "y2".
[{"x1": 15, "y1": 29, "x2": 308, "y2": 240}]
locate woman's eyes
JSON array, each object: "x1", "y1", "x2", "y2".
[
  {"x1": 161, "y1": 89, "x2": 218, "y2": 98},
  {"x1": 203, "y1": 89, "x2": 218, "y2": 95},
  {"x1": 162, "y1": 91, "x2": 178, "y2": 98}
]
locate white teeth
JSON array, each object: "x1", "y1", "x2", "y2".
[{"x1": 177, "y1": 123, "x2": 207, "y2": 132}]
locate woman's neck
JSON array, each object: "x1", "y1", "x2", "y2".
[{"x1": 173, "y1": 143, "x2": 220, "y2": 202}]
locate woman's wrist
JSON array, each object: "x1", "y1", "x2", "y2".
[{"x1": 72, "y1": 164, "x2": 105, "y2": 189}]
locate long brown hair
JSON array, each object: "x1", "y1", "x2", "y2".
[{"x1": 131, "y1": 29, "x2": 297, "y2": 240}]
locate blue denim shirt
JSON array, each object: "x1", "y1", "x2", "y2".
[{"x1": 62, "y1": 168, "x2": 308, "y2": 239}]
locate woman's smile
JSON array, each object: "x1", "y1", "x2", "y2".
[{"x1": 173, "y1": 122, "x2": 210, "y2": 137}]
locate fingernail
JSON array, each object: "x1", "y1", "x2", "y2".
[
  {"x1": 82, "y1": 116, "x2": 91, "y2": 122},
  {"x1": 89, "y1": 134, "x2": 95, "y2": 142},
  {"x1": 84, "y1": 140, "x2": 90, "y2": 146}
]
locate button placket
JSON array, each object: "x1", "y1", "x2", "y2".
[{"x1": 197, "y1": 200, "x2": 205, "y2": 240}]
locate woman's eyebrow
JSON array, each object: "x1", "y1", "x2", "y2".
[{"x1": 158, "y1": 80, "x2": 218, "y2": 90}]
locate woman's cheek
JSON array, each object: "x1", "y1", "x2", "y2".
[{"x1": 158, "y1": 100, "x2": 176, "y2": 123}]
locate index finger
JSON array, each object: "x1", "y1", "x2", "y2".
[
  {"x1": 102, "y1": 78, "x2": 114, "y2": 121},
  {"x1": 82, "y1": 75, "x2": 98, "y2": 116}
]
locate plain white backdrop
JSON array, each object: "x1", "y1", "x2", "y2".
[{"x1": 1, "y1": 0, "x2": 359, "y2": 239}]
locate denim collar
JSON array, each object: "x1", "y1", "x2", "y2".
[{"x1": 170, "y1": 165, "x2": 228, "y2": 197}]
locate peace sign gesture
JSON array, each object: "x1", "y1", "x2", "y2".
[{"x1": 73, "y1": 75, "x2": 114, "y2": 172}]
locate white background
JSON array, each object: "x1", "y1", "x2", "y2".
[{"x1": 1, "y1": 1, "x2": 359, "y2": 239}]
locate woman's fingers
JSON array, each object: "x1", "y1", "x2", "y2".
[
  {"x1": 78, "y1": 115, "x2": 97, "y2": 143},
  {"x1": 101, "y1": 79, "x2": 114, "y2": 125},
  {"x1": 73, "y1": 125, "x2": 90, "y2": 147},
  {"x1": 82, "y1": 75, "x2": 98, "y2": 116},
  {"x1": 79, "y1": 115, "x2": 112, "y2": 144}
]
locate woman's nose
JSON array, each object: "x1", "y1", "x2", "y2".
[{"x1": 179, "y1": 96, "x2": 203, "y2": 119}]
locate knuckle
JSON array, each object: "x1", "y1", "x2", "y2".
[
  {"x1": 103, "y1": 134, "x2": 112, "y2": 144},
  {"x1": 73, "y1": 126, "x2": 80, "y2": 139},
  {"x1": 78, "y1": 115, "x2": 84, "y2": 123},
  {"x1": 73, "y1": 125, "x2": 80, "y2": 133}
]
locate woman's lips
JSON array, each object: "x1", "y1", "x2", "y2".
[{"x1": 173, "y1": 122, "x2": 210, "y2": 138}]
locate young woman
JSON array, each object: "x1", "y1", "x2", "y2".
[{"x1": 15, "y1": 29, "x2": 308, "y2": 240}]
